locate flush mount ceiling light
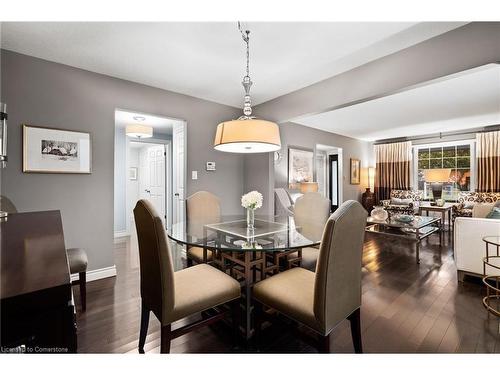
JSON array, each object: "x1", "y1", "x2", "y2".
[
  {"x1": 126, "y1": 124, "x2": 153, "y2": 138},
  {"x1": 214, "y1": 23, "x2": 281, "y2": 154},
  {"x1": 133, "y1": 116, "x2": 146, "y2": 122}
]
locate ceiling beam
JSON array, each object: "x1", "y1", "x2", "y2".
[{"x1": 254, "y1": 22, "x2": 500, "y2": 124}]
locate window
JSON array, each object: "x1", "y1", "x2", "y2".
[{"x1": 414, "y1": 141, "x2": 475, "y2": 201}]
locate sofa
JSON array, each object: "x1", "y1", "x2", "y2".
[
  {"x1": 383, "y1": 189, "x2": 423, "y2": 215},
  {"x1": 452, "y1": 191, "x2": 500, "y2": 220},
  {"x1": 454, "y1": 205, "x2": 500, "y2": 281}
]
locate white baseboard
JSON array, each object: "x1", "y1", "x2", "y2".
[
  {"x1": 71, "y1": 265, "x2": 117, "y2": 283},
  {"x1": 114, "y1": 230, "x2": 130, "y2": 238}
]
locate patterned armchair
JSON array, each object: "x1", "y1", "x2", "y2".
[
  {"x1": 383, "y1": 190, "x2": 424, "y2": 216},
  {"x1": 452, "y1": 192, "x2": 500, "y2": 220}
]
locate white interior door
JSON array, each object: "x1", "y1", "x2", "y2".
[
  {"x1": 140, "y1": 144, "x2": 166, "y2": 223},
  {"x1": 172, "y1": 122, "x2": 186, "y2": 225}
]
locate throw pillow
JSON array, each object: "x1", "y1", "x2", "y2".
[
  {"x1": 463, "y1": 202, "x2": 475, "y2": 209},
  {"x1": 472, "y1": 203, "x2": 494, "y2": 218},
  {"x1": 486, "y1": 207, "x2": 500, "y2": 219},
  {"x1": 391, "y1": 198, "x2": 412, "y2": 206}
]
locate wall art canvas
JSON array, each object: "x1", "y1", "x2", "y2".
[
  {"x1": 288, "y1": 147, "x2": 314, "y2": 189},
  {"x1": 350, "y1": 158, "x2": 361, "y2": 185},
  {"x1": 23, "y1": 125, "x2": 91, "y2": 173}
]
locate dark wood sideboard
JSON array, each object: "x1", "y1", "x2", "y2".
[{"x1": 0, "y1": 211, "x2": 77, "y2": 353}]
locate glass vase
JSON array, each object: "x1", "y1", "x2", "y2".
[
  {"x1": 246, "y1": 208, "x2": 255, "y2": 229},
  {"x1": 370, "y1": 206, "x2": 388, "y2": 221}
]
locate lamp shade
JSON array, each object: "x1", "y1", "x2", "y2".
[
  {"x1": 300, "y1": 182, "x2": 319, "y2": 193},
  {"x1": 126, "y1": 124, "x2": 153, "y2": 138},
  {"x1": 214, "y1": 119, "x2": 281, "y2": 153},
  {"x1": 368, "y1": 167, "x2": 375, "y2": 191},
  {"x1": 423, "y1": 168, "x2": 451, "y2": 183}
]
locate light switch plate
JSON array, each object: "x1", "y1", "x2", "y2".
[{"x1": 191, "y1": 171, "x2": 198, "y2": 180}]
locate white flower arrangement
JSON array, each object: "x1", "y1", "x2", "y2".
[{"x1": 241, "y1": 190, "x2": 263, "y2": 210}]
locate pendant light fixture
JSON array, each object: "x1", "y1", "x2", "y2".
[
  {"x1": 214, "y1": 23, "x2": 281, "y2": 153},
  {"x1": 126, "y1": 124, "x2": 153, "y2": 138}
]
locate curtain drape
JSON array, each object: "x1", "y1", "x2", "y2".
[
  {"x1": 374, "y1": 141, "x2": 412, "y2": 203},
  {"x1": 476, "y1": 130, "x2": 500, "y2": 192}
]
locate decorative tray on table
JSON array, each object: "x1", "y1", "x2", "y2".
[{"x1": 393, "y1": 214, "x2": 414, "y2": 223}]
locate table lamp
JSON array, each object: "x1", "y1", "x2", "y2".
[
  {"x1": 362, "y1": 167, "x2": 375, "y2": 211},
  {"x1": 423, "y1": 168, "x2": 451, "y2": 203},
  {"x1": 300, "y1": 182, "x2": 319, "y2": 194}
]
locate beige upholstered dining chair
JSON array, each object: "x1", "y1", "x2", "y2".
[
  {"x1": 253, "y1": 200, "x2": 367, "y2": 353},
  {"x1": 291, "y1": 192, "x2": 330, "y2": 271},
  {"x1": 186, "y1": 191, "x2": 221, "y2": 266},
  {"x1": 274, "y1": 188, "x2": 294, "y2": 217},
  {"x1": 134, "y1": 199, "x2": 240, "y2": 353}
]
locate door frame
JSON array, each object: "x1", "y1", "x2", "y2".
[
  {"x1": 114, "y1": 107, "x2": 187, "y2": 237},
  {"x1": 328, "y1": 154, "x2": 339, "y2": 212},
  {"x1": 316, "y1": 145, "x2": 343, "y2": 212},
  {"x1": 172, "y1": 120, "x2": 187, "y2": 227}
]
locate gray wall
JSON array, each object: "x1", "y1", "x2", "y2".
[
  {"x1": 275, "y1": 122, "x2": 374, "y2": 202},
  {"x1": 243, "y1": 153, "x2": 275, "y2": 217},
  {"x1": 0, "y1": 50, "x2": 244, "y2": 271},
  {"x1": 114, "y1": 126, "x2": 127, "y2": 232}
]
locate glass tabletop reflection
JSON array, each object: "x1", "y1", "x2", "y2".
[
  {"x1": 168, "y1": 215, "x2": 323, "y2": 252},
  {"x1": 483, "y1": 236, "x2": 500, "y2": 247}
]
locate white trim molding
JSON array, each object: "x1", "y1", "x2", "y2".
[
  {"x1": 71, "y1": 265, "x2": 117, "y2": 283},
  {"x1": 114, "y1": 230, "x2": 130, "y2": 238}
]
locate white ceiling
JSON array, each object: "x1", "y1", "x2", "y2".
[
  {"x1": 115, "y1": 109, "x2": 182, "y2": 136},
  {"x1": 0, "y1": 22, "x2": 466, "y2": 108},
  {"x1": 295, "y1": 64, "x2": 500, "y2": 141}
]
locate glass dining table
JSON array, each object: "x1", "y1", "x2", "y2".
[{"x1": 167, "y1": 215, "x2": 323, "y2": 339}]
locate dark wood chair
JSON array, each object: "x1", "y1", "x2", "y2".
[
  {"x1": 1, "y1": 195, "x2": 89, "y2": 313},
  {"x1": 133, "y1": 199, "x2": 241, "y2": 353},
  {"x1": 253, "y1": 200, "x2": 367, "y2": 353},
  {"x1": 67, "y1": 248, "x2": 88, "y2": 312}
]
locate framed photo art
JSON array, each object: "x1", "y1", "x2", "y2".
[
  {"x1": 350, "y1": 158, "x2": 361, "y2": 185},
  {"x1": 23, "y1": 125, "x2": 92, "y2": 173},
  {"x1": 288, "y1": 146, "x2": 314, "y2": 189},
  {"x1": 129, "y1": 167, "x2": 138, "y2": 180}
]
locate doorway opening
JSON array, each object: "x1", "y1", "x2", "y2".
[
  {"x1": 114, "y1": 109, "x2": 186, "y2": 238},
  {"x1": 315, "y1": 144, "x2": 343, "y2": 212},
  {"x1": 131, "y1": 141, "x2": 169, "y2": 226}
]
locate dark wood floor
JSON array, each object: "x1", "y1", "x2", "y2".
[{"x1": 75, "y1": 229, "x2": 500, "y2": 353}]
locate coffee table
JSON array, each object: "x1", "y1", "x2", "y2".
[
  {"x1": 418, "y1": 202, "x2": 455, "y2": 231},
  {"x1": 366, "y1": 216, "x2": 442, "y2": 264}
]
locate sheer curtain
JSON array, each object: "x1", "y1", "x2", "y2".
[
  {"x1": 374, "y1": 141, "x2": 412, "y2": 203},
  {"x1": 476, "y1": 130, "x2": 500, "y2": 192}
]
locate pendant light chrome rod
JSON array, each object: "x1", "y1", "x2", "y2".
[{"x1": 238, "y1": 22, "x2": 254, "y2": 119}]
